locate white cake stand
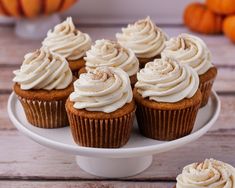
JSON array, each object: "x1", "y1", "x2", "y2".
[
  {"x1": 8, "y1": 91, "x2": 220, "y2": 178},
  {"x1": 15, "y1": 14, "x2": 61, "y2": 40}
]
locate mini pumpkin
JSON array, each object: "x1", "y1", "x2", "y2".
[
  {"x1": 184, "y1": 2, "x2": 223, "y2": 34},
  {"x1": 223, "y1": 15, "x2": 235, "y2": 43},
  {"x1": 206, "y1": 0, "x2": 235, "y2": 15},
  {"x1": 0, "y1": 0, "x2": 77, "y2": 18}
]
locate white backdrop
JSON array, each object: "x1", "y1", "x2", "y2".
[{"x1": 64, "y1": 0, "x2": 203, "y2": 24}]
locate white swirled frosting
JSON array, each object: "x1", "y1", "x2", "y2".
[
  {"x1": 84, "y1": 39, "x2": 139, "y2": 76},
  {"x1": 162, "y1": 33, "x2": 213, "y2": 75},
  {"x1": 176, "y1": 159, "x2": 235, "y2": 188},
  {"x1": 116, "y1": 16, "x2": 167, "y2": 58},
  {"x1": 70, "y1": 67, "x2": 133, "y2": 113},
  {"x1": 135, "y1": 57, "x2": 199, "y2": 103},
  {"x1": 42, "y1": 17, "x2": 92, "y2": 60},
  {"x1": 13, "y1": 48, "x2": 73, "y2": 90}
]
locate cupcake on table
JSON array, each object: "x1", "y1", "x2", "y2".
[
  {"x1": 162, "y1": 33, "x2": 217, "y2": 107},
  {"x1": 175, "y1": 158, "x2": 235, "y2": 187},
  {"x1": 80, "y1": 39, "x2": 139, "y2": 87},
  {"x1": 134, "y1": 56, "x2": 202, "y2": 140},
  {"x1": 66, "y1": 66, "x2": 136, "y2": 148},
  {"x1": 116, "y1": 16, "x2": 167, "y2": 68},
  {"x1": 42, "y1": 17, "x2": 92, "y2": 77},
  {"x1": 13, "y1": 48, "x2": 74, "y2": 128}
]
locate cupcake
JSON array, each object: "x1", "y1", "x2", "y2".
[
  {"x1": 134, "y1": 57, "x2": 202, "y2": 140},
  {"x1": 162, "y1": 33, "x2": 217, "y2": 107},
  {"x1": 116, "y1": 16, "x2": 167, "y2": 68},
  {"x1": 42, "y1": 17, "x2": 92, "y2": 77},
  {"x1": 79, "y1": 39, "x2": 139, "y2": 87},
  {"x1": 13, "y1": 48, "x2": 74, "y2": 128},
  {"x1": 175, "y1": 158, "x2": 235, "y2": 188},
  {"x1": 66, "y1": 66, "x2": 136, "y2": 148}
]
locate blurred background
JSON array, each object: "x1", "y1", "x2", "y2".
[
  {"x1": 62, "y1": 0, "x2": 201, "y2": 24},
  {"x1": 0, "y1": 0, "x2": 203, "y2": 25}
]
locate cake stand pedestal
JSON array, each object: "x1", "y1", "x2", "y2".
[
  {"x1": 15, "y1": 14, "x2": 60, "y2": 40},
  {"x1": 8, "y1": 91, "x2": 220, "y2": 178},
  {"x1": 76, "y1": 155, "x2": 152, "y2": 178}
]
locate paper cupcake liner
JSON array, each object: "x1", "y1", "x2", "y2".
[
  {"x1": 67, "y1": 109, "x2": 135, "y2": 148},
  {"x1": 135, "y1": 102, "x2": 200, "y2": 141},
  {"x1": 17, "y1": 96, "x2": 68, "y2": 128},
  {"x1": 199, "y1": 79, "x2": 215, "y2": 107}
]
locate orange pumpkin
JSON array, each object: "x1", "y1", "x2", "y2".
[
  {"x1": 206, "y1": 0, "x2": 235, "y2": 15},
  {"x1": 184, "y1": 3, "x2": 223, "y2": 34},
  {"x1": 0, "y1": 0, "x2": 77, "y2": 18},
  {"x1": 223, "y1": 15, "x2": 235, "y2": 43}
]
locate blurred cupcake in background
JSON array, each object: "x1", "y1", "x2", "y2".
[
  {"x1": 175, "y1": 158, "x2": 235, "y2": 188},
  {"x1": 162, "y1": 33, "x2": 217, "y2": 107},
  {"x1": 80, "y1": 39, "x2": 139, "y2": 87},
  {"x1": 134, "y1": 57, "x2": 202, "y2": 140},
  {"x1": 42, "y1": 17, "x2": 92, "y2": 77},
  {"x1": 13, "y1": 47, "x2": 74, "y2": 128},
  {"x1": 116, "y1": 16, "x2": 167, "y2": 68}
]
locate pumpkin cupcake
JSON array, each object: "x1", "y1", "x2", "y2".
[
  {"x1": 66, "y1": 66, "x2": 136, "y2": 148},
  {"x1": 134, "y1": 57, "x2": 202, "y2": 141},
  {"x1": 13, "y1": 48, "x2": 74, "y2": 128},
  {"x1": 175, "y1": 158, "x2": 235, "y2": 188},
  {"x1": 79, "y1": 39, "x2": 139, "y2": 87},
  {"x1": 116, "y1": 16, "x2": 167, "y2": 68},
  {"x1": 42, "y1": 17, "x2": 92, "y2": 77},
  {"x1": 162, "y1": 33, "x2": 217, "y2": 107}
]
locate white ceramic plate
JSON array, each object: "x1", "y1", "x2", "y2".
[{"x1": 8, "y1": 90, "x2": 220, "y2": 158}]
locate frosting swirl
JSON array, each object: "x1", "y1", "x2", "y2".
[
  {"x1": 13, "y1": 48, "x2": 73, "y2": 90},
  {"x1": 116, "y1": 16, "x2": 167, "y2": 58},
  {"x1": 84, "y1": 39, "x2": 139, "y2": 76},
  {"x1": 176, "y1": 159, "x2": 235, "y2": 188},
  {"x1": 42, "y1": 17, "x2": 92, "y2": 60},
  {"x1": 70, "y1": 67, "x2": 133, "y2": 113},
  {"x1": 135, "y1": 57, "x2": 199, "y2": 103},
  {"x1": 162, "y1": 33, "x2": 213, "y2": 75}
]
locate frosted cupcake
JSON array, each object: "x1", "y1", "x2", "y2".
[
  {"x1": 175, "y1": 158, "x2": 235, "y2": 188},
  {"x1": 66, "y1": 67, "x2": 136, "y2": 148},
  {"x1": 162, "y1": 33, "x2": 217, "y2": 107},
  {"x1": 116, "y1": 16, "x2": 167, "y2": 68},
  {"x1": 42, "y1": 17, "x2": 92, "y2": 76},
  {"x1": 13, "y1": 48, "x2": 74, "y2": 128},
  {"x1": 134, "y1": 57, "x2": 202, "y2": 140},
  {"x1": 80, "y1": 39, "x2": 139, "y2": 87}
]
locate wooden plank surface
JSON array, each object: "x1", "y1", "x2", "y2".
[
  {"x1": 0, "y1": 130, "x2": 235, "y2": 180},
  {"x1": 0, "y1": 181, "x2": 175, "y2": 188},
  {"x1": 0, "y1": 26, "x2": 234, "y2": 66}
]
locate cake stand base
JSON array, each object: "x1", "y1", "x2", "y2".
[
  {"x1": 15, "y1": 14, "x2": 60, "y2": 40},
  {"x1": 76, "y1": 155, "x2": 153, "y2": 178}
]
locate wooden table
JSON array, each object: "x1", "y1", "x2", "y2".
[{"x1": 0, "y1": 23, "x2": 235, "y2": 188}]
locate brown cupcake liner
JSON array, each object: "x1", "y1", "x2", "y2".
[
  {"x1": 199, "y1": 78, "x2": 215, "y2": 107},
  {"x1": 199, "y1": 67, "x2": 217, "y2": 107},
  {"x1": 66, "y1": 108, "x2": 136, "y2": 148},
  {"x1": 135, "y1": 100, "x2": 201, "y2": 141},
  {"x1": 17, "y1": 96, "x2": 69, "y2": 128}
]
